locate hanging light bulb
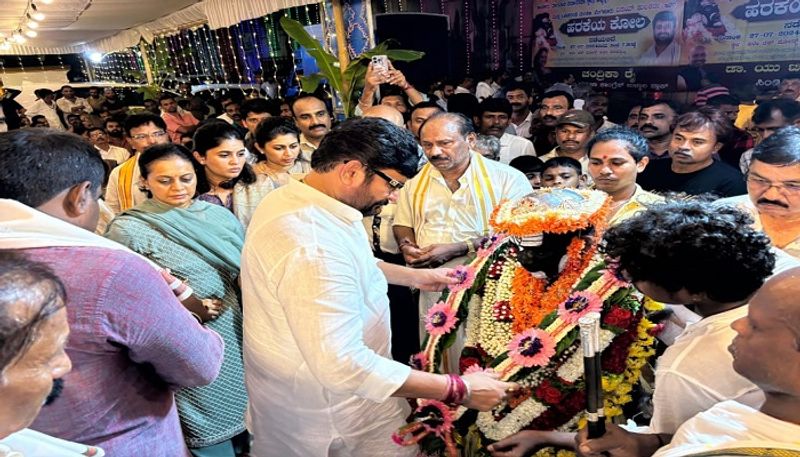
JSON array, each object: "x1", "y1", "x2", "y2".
[
  {"x1": 30, "y1": 4, "x2": 46, "y2": 21},
  {"x1": 40, "y1": 0, "x2": 54, "y2": 4},
  {"x1": 12, "y1": 31, "x2": 27, "y2": 44},
  {"x1": 27, "y1": 20, "x2": 39, "y2": 29},
  {"x1": 25, "y1": 29, "x2": 38, "y2": 38}
]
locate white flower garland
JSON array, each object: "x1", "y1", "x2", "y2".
[
  {"x1": 555, "y1": 329, "x2": 616, "y2": 383},
  {"x1": 464, "y1": 294, "x2": 483, "y2": 347},
  {"x1": 557, "y1": 413, "x2": 582, "y2": 432},
  {"x1": 478, "y1": 257, "x2": 518, "y2": 357},
  {"x1": 476, "y1": 398, "x2": 549, "y2": 440}
]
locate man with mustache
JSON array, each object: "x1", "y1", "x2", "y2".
[
  {"x1": 538, "y1": 109, "x2": 596, "y2": 181},
  {"x1": 640, "y1": 10, "x2": 681, "y2": 66},
  {"x1": 474, "y1": 98, "x2": 535, "y2": 164},
  {"x1": 393, "y1": 113, "x2": 530, "y2": 366},
  {"x1": 291, "y1": 93, "x2": 332, "y2": 170},
  {"x1": 639, "y1": 107, "x2": 746, "y2": 197},
  {"x1": 719, "y1": 126, "x2": 800, "y2": 259},
  {"x1": 584, "y1": 92, "x2": 617, "y2": 132},
  {"x1": 0, "y1": 253, "x2": 96, "y2": 456},
  {"x1": 739, "y1": 98, "x2": 800, "y2": 173},
  {"x1": 506, "y1": 82, "x2": 534, "y2": 139},
  {"x1": 638, "y1": 99, "x2": 678, "y2": 160},
  {"x1": 530, "y1": 90, "x2": 573, "y2": 157}
]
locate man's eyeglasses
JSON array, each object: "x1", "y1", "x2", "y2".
[
  {"x1": 746, "y1": 173, "x2": 800, "y2": 194},
  {"x1": 370, "y1": 167, "x2": 404, "y2": 191},
  {"x1": 130, "y1": 130, "x2": 168, "y2": 141}
]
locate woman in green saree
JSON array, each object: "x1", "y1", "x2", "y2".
[{"x1": 105, "y1": 143, "x2": 247, "y2": 457}]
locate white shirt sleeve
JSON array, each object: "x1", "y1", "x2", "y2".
[
  {"x1": 505, "y1": 168, "x2": 536, "y2": 199},
  {"x1": 274, "y1": 245, "x2": 411, "y2": 402}
]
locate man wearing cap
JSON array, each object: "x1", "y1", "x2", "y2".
[
  {"x1": 473, "y1": 98, "x2": 536, "y2": 164},
  {"x1": 538, "y1": 109, "x2": 596, "y2": 182}
]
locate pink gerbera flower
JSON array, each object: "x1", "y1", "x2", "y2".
[
  {"x1": 558, "y1": 291, "x2": 604, "y2": 324},
  {"x1": 425, "y1": 301, "x2": 458, "y2": 336},
  {"x1": 508, "y1": 329, "x2": 556, "y2": 368},
  {"x1": 463, "y1": 364, "x2": 496, "y2": 375},
  {"x1": 415, "y1": 399, "x2": 455, "y2": 437},
  {"x1": 448, "y1": 265, "x2": 476, "y2": 292}
]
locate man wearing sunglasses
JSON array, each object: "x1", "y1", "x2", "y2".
[
  {"x1": 241, "y1": 117, "x2": 517, "y2": 457},
  {"x1": 719, "y1": 126, "x2": 800, "y2": 259}
]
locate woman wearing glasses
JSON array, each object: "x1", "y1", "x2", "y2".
[{"x1": 105, "y1": 143, "x2": 248, "y2": 457}]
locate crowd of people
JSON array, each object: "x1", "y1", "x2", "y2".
[{"x1": 1, "y1": 59, "x2": 800, "y2": 457}]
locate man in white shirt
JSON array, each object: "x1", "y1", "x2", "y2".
[
  {"x1": 476, "y1": 72, "x2": 496, "y2": 102},
  {"x1": 242, "y1": 118, "x2": 517, "y2": 457},
  {"x1": 584, "y1": 93, "x2": 617, "y2": 132},
  {"x1": 291, "y1": 94, "x2": 332, "y2": 171},
  {"x1": 0, "y1": 254, "x2": 103, "y2": 457},
  {"x1": 87, "y1": 127, "x2": 129, "y2": 166},
  {"x1": 577, "y1": 264, "x2": 800, "y2": 457},
  {"x1": 719, "y1": 127, "x2": 800, "y2": 259},
  {"x1": 506, "y1": 82, "x2": 534, "y2": 139},
  {"x1": 639, "y1": 11, "x2": 681, "y2": 66},
  {"x1": 474, "y1": 98, "x2": 536, "y2": 164},
  {"x1": 393, "y1": 113, "x2": 531, "y2": 347},
  {"x1": 104, "y1": 114, "x2": 170, "y2": 214},
  {"x1": 55, "y1": 85, "x2": 91, "y2": 124},
  {"x1": 538, "y1": 110, "x2": 596, "y2": 181}
]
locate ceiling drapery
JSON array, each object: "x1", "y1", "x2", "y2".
[{"x1": 3, "y1": 0, "x2": 319, "y2": 55}]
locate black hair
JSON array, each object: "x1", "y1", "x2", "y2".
[
  {"x1": 419, "y1": 112, "x2": 476, "y2": 139},
  {"x1": 587, "y1": 126, "x2": 651, "y2": 163},
  {"x1": 60, "y1": 85, "x2": 74, "y2": 92},
  {"x1": 240, "y1": 98, "x2": 282, "y2": 119},
  {"x1": 311, "y1": 117, "x2": 419, "y2": 178},
  {"x1": 66, "y1": 114, "x2": 80, "y2": 121},
  {"x1": 751, "y1": 125, "x2": 800, "y2": 167},
  {"x1": 604, "y1": 200, "x2": 775, "y2": 303},
  {"x1": 752, "y1": 99, "x2": 800, "y2": 125},
  {"x1": 158, "y1": 93, "x2": 176, "y2": 104},
  {"x1": 0, "y1": 252, "x2": 67, "y2": 373},
  {"x1": 653, "y1": 10, "x2": 677, "y2": 26},
  {"x1": 34, "y1": 88, "x2": 54, "y2": 99},
  {"x1": 86, "y1": 127, "x2": 104, "y2": 136},
  {"x1": 541, "y1": 90, "x2": 575, "y2": 109},
  {"x1": 476, "y1": 98, "x2": 513, "y2": 117},
  {"x1": 138, "y1": 143, "x2": 195, "y2": 195},
  {"x1": 674, "y1": 106, "x2": 732, "y2": 144},
  {"x1": 409, "y1": 101, "x2": 444, "y2": 119},
  {"x1": 542, "y1": 156, "x2": 582, "y2": 174},
  {"x1": 30, "y1": 115, "x2": 47, "y2": 125},
  {"x1": 254, "y1": 117, "x2": 300, "y2": 150},
  {"x1": 124, "y1": 113, "x2": 167, "y2": 137},
  {"x1": 446, "y1": 93, "x2": 480, "y2": 119},
  {"x1": 640, "y1": 98, "x2": 680, "y2": 114},
  {"x1": 509, "y1": 155, "x2": 544, "y2": 173},
  {"x1": 707, "y1": 94, "x2": 740, "y2": 107},
  {"x1": 102, "y1": 118, "x2": 121, "y2": 130},
  {"x1": 505, "y1": 81, "x2": 532, "y2": 95},
  {"x1": 191, "y1": 121, "x2": 256, "y2": 193},
  {"x1": 290, "y1": 93, "x2": 328, "y2": 116},
  {"x1": 0, "y1": 129, "x2": 105, "y2": 207}
]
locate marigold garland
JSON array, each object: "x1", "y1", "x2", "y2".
[
  {"x1": 510, "y1": 237, "x2": 598, "y2": 333},
  {"x1": 490, "y1": 190, "x2": 612, "y2": 237}
]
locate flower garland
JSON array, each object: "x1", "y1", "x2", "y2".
[
  {"x1": 510, "y1": 237, "x2": 596, "y2": 333},
  {"x1": 490, "y1": 189, "x2": 611, "y2": 237}
]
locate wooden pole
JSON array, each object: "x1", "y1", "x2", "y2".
[{"x1": 331, "y1": 0, "x2": 350, "y2": 87}]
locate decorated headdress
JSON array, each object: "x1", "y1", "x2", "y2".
[{"x1": 490, "y1": 188, "x2": 611, "y2": 245}]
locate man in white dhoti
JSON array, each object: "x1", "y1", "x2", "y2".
[
  {"x1": 241, "y1": 118, "x2": 518, "y2": 457},
  {"x1": 392, "y1": 113, "x2": 531, "y2": 365}
]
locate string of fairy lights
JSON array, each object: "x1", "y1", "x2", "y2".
[{"x1": 2, "y1": 2, "x2": 532, "y2": 88}]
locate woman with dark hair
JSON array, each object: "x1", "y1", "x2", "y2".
[
  {"x1": 192, "y1": 120, "x2": 272, "y2": 228},
  {"x1": 253, "y1": 116, "x2": 307, "y2": 182},
  {"x1": 105, "y1": 143, "x2": 247, "y2": 457}
]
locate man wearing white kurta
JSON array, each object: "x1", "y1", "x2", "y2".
[
  {"x1": 393, "y1": 113, "x2": 531, "y2": 350},
  {"x1": 241, "y1": 118, "x2": 516, "y2": 457}
]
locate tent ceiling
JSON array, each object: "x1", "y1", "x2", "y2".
[{"x1": 0, "y1": 0, "x2": 200, "y2": 50}]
